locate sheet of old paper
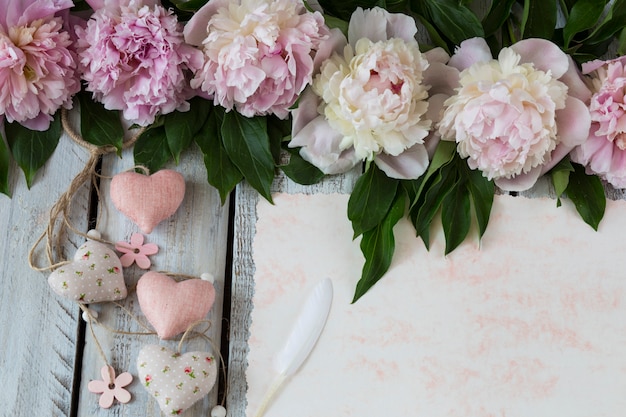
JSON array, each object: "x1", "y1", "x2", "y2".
[{"x1": 247, "y1": 194, "x2": 626, "y2": 417}]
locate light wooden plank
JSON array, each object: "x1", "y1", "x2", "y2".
[
  {"x1": 76, "y1": 147, "x2": 230, "y2": 416},
  {"x1": 0, "y1": 135, "x2": 91, "y2": 416},
  {"x1": 227, "y1": 167, "x2": 361, "y2": 417}
]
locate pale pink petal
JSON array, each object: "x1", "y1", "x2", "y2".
[
  {"x1": 119, "y1": 253, "x2": 136, "y2": 268},
  {"x1": 494, "y1": 166, "x2": 543, "y2": 192},
  {"x1": 292, "y1": 88, "x2": 323, "y2": 136},
  {"x1": 129, "y1": 233, "x2": 144, "y2": 247},
  {"x1": 554, "y1": 97, "x2": 591, "y2": 148},
  {"x1": 290, "y1": 115, "x2": 360, "y2": 174},
  {"x1": 386, "y1": 11, "x2": 419, "y2": 42},
  {"x1": 134, "y1": 255, "x2": 151, "y2": 270},
  {"x1": 114, "y1": 388, "x2": 131, "y2": 404},
  {"x1": 140, "y1": 243, "x2": 159, "y2": 256},
  {"x1": 423, "y1": 62, "x2": 459, "y2": 96},
  {"x1": 560, "y1": 56, "x2": 592, "y2": 102},
  {"x1": 313, "y1": 28, "x2": 347, "y2": 72},
  {"x1": 8, "y1": 0, "x2": 73, "y2": 28},
  {"x1": 348, "y1": 7, "x2": 388, "y2": 45},
  {"x1": 98, "y1": 391, "x2": 115, "y2": 409},
  {"x1": 101, "y1": 365, "x2": 114, "y2": 383},
  {"x1": 423, "y1": 47, "x2": 450, "y2": 65},
  {"x1": 510, "y1": 38, "x2": 568, "y2": 79},
  {"x1": 115, "y1": 371, "x2": 133, "y2": 388},
  {"x1": 183, "y1": 0, "x2": 231, "y2": 46},
  {"x1": 374, "y1": 144, "x2": 429, "y2": 179},
  {"x1": 87, "y1": 380, "x2": 107, "y2": 394},
  {"x1": 18, "y1": 113, "x2": 53, "y2": 132},
  {"x1": 448, "y1": 37, "x2": 492, "y2": 71}
]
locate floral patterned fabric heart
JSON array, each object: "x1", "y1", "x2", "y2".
[
  {"x1": 137, "y1": 345, "x2": 218, "y2": 415},
  {"x1": 48, "y1": 232, "x2": 127, "y2": 303}
]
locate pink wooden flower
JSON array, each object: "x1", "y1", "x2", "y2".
[
  {"x1": 115, "y1": 233, "x2": 159, "y2": 269},
  {"x1": 87, "y1": 365, "x2": 133, "y2": 409}
]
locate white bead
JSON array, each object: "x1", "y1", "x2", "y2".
[
  {"x1": 81, "y1": 308, "x2": 98, "y2": 322},
  {"x1": 201, "y1": 273, "x2": 215, "y2": 284},
  {"x1": 87, "y1": 229, "x2": 101, "y2": 240},
  {"x1": 210, "y1": 405, "x2": 226, "y2": 417}
]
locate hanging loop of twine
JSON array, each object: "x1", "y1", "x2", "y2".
[{"x1": 28, "y1": 109, "x2": 145, "y2": 272}]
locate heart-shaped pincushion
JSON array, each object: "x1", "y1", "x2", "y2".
[
  {"x1": 110, "y1": 170, "x2": 185, "y2": 234},
  {"x1": 136, "y1": 271, "x2": 216, "y2": 340},
  {"x1": 48, "y1": 233, "x2": 127, "y2": 303},
  {"x1": 137, "y1": 345, "x2": 217, "y2": 415}
]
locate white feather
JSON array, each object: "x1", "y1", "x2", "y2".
[{"x1": 254, "y1": 278, "x2": 333, "y2": 417}]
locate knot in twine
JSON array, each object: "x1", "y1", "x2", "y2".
[{"x1": 29, "y1": 108, "x2": 145, "y2": 272}]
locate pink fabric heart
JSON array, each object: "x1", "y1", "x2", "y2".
[
  {"x1": 136, "y1": 271, "x2": 216, "y2": 340},
  {"x1": 110, "y1": 170, "x2": 185, "y2": 234}
]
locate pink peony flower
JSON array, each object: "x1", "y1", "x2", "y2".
[
  {"x1": 439, "y1": 38, "x2": 592, "y2": 191},
  {"x1": 289, "y1": 7, "x2": 454, "y2": 179},
  {"x1": 571, "y1": 56, "x2": 626, "y2": 188},
  {"x1": 183, "y1": 0, "x2": 330, "y2": 118},
  {"x1": 75, "y1": 0, "x2": 203, "y2": 126},
  {"x1": 0, "y1": 0, "x2": 79, "y2": 131}
]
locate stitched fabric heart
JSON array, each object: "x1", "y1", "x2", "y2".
[
  {"x1": 137, "y1": 272, "x2": 216, "y2": 340},
  {"x1": 110, "y1": 170, "x2": 185, "y2": 234},
  {"x1": 48, "y1": 231, "x2": 127, "y2": 303},
  {"x1": 137, "y1": 345, "x2": 218, "y2": 415}
]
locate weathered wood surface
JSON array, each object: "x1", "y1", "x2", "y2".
[{"x1": 0, "y1": 135, "x2": 91, "y2": 416}]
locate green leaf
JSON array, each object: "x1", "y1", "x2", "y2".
[
  {"x1": 550, "y1": 157, "x2": 574, "y2": 207},
  {"x1": 563, "y1": 0, "x2": 608, "y2": 47},
  {"x1": 415, "y1": 14, "x2": 451, "y2": 54},
  {"x1": 441, "y1": 179, "x2": 471, "y2": 255},
  {"x1": 0, "y1": 131, "x2": 11, "y2": 197},
  {"x1": 267, "y1": 115, "x2": 291, "y2": 164},
  {"x1": 77, "y1": 92, "x2": 124, "y2": 154},
  {"x1": 585, "y1": 0, "x2": 626, "y2": 44},
  {"x1": 133, "y1": 126, "x2": 172, "y2": 173},
  {"x1": 281, "y1": 149, "x2": 324, "y2": 185},
  {"x1": 324, "y1": 15, "x2": 349, "y2": 37},
  {"x1": 423, "y1": 0, "x2": 484, "y2": 45},
  {"x1": 164, "y1": 97, "x2": 211, "y2": 164},
  {"x1": 317, "y1": 0, "x2": 378, "y2": 21},
  {"x1": 409, "y1": 140, "x2": 456, "y2": 211},
  {"x1": 482, "y1": 0, "x2": 516, "y2": 37},
  {"x1": 352, "y1": 191, "x2": 405, "y2": 303},
  {"x1": 565, "y1": 163, "x2": 606, "y2": 231},
  {"x1": 463, "y1": 164, "x2": 494, "y2": 239},
  {"x1": 348, "y1": 164, "x2": 399, "y2": 238},
  {"x1": 6, "y1": 113, "x2": 61, "y2": 188},
  {"x1": 195, "y1": 107, "x2": 243, "y2": 204},
  {"x1": 618, "y1": 26, "x2": 626, "y2": 55},
  {"x1": 412, "y1": 163, "x2": 456, "y2": 243},
  {"x1": 221, "y1": 112, "x2": 275, "y2": 203},
  {"x1": 521, "y1": 0, "x2": 556, "y2": 39}
]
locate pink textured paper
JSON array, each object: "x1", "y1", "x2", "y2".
[{"x1": 247, "y1": 194, "x2": 626, "y2": 417}]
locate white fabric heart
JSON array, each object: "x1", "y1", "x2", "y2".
[
  {"x1": 48, "y1": 233, "x2": 127, "y2": 303},
  {"x1": 137, "y1": 345, "x2": 218, "y2": 414}
]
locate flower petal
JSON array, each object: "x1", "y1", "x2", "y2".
[
  {"x1": 115, "y1": 371, "x2": 133, "y2": 388},
  {"x1": 114, "y1": 388, "x2": 131, "y2": 404},
  {"x1": 423, "y1": 63, "x2": 459, "y2": 96},
  {"x1": 554, "y1": 96, "x2": 591, "y2": 148},
  {"x1": 374, "y1": 144, "x2": 429, "y2": 179},
  {"x1": 183, "y1": 0, "x2": 231, "y2": 46},
  {"x1": 291, "y1": 88, "x2": 323, "y2": 137},
  {"x1": 19, "y1": 113, "x2": 52, "y2": 132},
  {"x1": 560, "y1": 57, "x2": 592, "y2": 102},
  {"x1": 135, "y1": 255, "x2": 151, "y2": 270},
  {"x1": 119, "y1": 253, "x2": 135, "y2": 268},
  {"x1": 99, "y1": 391, "x2": 115, "y2": 409},
  {"x1": 87, "y1": 380, "x2": 107, "y2": 394},
  {"x1": 314, "y1": 28, "x2": 347, "y2": 73},
  {"x1": 290, "y1": 115, "x2": 360, "y2": 174},
  {"x1": 510, "y1": 38, "x2": 569, "y2": 79},
  {"x1": 448, "y1": 37, "x2": 492, "y2": 71},
  {"x1": 129, "y1": 233, "x2": 144, "y2": 247},
  {"x1": 423, "y1": 47, "x2": 450, "y2": 65},
  {"x1": 140, "y1": 243, "x2": 159, "y2": 256},
  {"x1": 348, "y1": 7, "x2": 388, "y2": 45},
  {"x1": 494, "y1": 166, "x2": 543, "y2": 192},
  {"x1": 386, "y1": 10, "x2": 418, "y2": 42}
]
